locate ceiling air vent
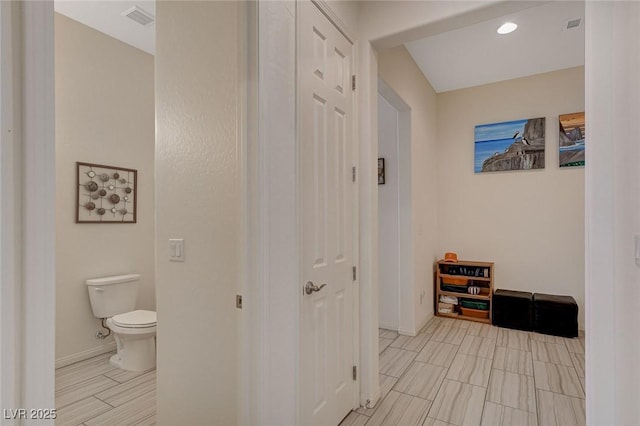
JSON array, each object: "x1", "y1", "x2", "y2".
[
  {"x1": 122, "y1": 6, "x2": 155, "y2": 27},
  {"x1": 564, "y1": 18, "x2": 582, "y2": 30}
]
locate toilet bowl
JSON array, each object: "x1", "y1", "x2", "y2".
[
  {"x1": 107, "y1": 310, "x2": 157, "y2": 371},
  {"x1": 86, "y1": 274, "x2": 157, "y2": 372}
]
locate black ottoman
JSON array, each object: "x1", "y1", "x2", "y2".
[
  {"x1": 533, "y1": 293, "x2": 578, "y2": 338},
  {"x1": 492, "y1": 289, "x2": 533, "y2": 331}
]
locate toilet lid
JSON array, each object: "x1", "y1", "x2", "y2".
[{"x1": 112, "y1": 310, "x2": 156, "y2": 328}]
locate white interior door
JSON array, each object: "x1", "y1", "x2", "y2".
[{"x1": 299, "y1": 1, "x2": 356, "y2": 425}]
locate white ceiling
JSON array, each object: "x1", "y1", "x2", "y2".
[
  {"x1": 405, "y1": 2, "x2": 585, "y2": 93},
  {"x1": 54, "y1": 1, "x2": 584, "y2": 91},
  {"x1": 55, "y1": 0, "x2": 156, "y2": 55}
]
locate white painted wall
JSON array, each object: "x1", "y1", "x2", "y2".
[
  {"x1": 437, "y1": 67, "x2": 585, "y2": 328},
  {"x1": 155, "y1": 2, "x2": 240, "y2": 424},
  {"x1": 377, "y1": 94, "x2": 400, "y2": 331},
  {"x1": 585, "y1": 3, "x2": 640, "y2": 424},
  {"x1": 54, "y1": 13, "x2": 155, "y2": 364},
  {"x1": 378, "y1": 46, "x2": 439, "y2": 334}
]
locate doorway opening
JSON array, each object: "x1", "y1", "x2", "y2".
[{"x1": 377, "y1": 80, "x2": 415, "y2": 336}]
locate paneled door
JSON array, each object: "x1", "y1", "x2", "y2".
[{"x1": 298, "y1": 1, "x2": 356, "y2": 425}]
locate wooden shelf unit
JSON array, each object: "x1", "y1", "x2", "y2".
[{"x1": 435, "y1": 260, "x2": 494, "y2": 324}]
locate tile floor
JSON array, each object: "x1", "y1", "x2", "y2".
[
  {"x1": 56, "y1": 318, "x2": 585, "y2": 426},
  {"x1": 55, "y1": 351, "x2": 156, "y2": 426},
  {"x1": 341, "y1": 316, "x2": 585, "y2": 426}
]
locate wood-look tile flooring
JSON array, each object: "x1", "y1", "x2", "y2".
[
  {"x1": 342, "y1": 317, "x2": 585, "y2": 426},
  {"x1": 55, "y1": 351, "x2": 156, "y2": 426}
]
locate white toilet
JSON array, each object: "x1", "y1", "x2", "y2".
[{"x1": 86, "y1": 274, "x2": 156, "y2": 371}]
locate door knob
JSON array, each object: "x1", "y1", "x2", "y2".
[{"x1": 304, "y1": 281, "x2": 327, "y2": 295}]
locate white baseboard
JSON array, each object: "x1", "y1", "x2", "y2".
[
  {"x1": 398, "y1": 313, "x2": 433, "y2": 337},
  {"x1": 55, "y1": 342, "x2": 116, "y2": 369},
  {"x1": 397, "y1": 327, "x2": 416, "y2": 337},
  {"x1": 378, "y1": 321, "x2": 398, "y2": 331},
  {"x1": 417, "y1": 313, "x2": 433, "y2": 332}
]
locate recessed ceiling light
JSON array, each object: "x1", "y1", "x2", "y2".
[{"x1": 497, "y1": 22, "x2": 518, "y2": 35}]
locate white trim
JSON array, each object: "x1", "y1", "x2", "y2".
[
  {"x1": 397, "y1": 328, "x2": 418, "y2": 338},
  {"x1": 248, "y1": 1, "x2": 363, "y2": 422},
  {"x1": 311, "y1": 0, "x2": 355, "y2": 44},
  {"x1": 377, "y1": 78, "x2": 415, "y2": 337},
  {"x1": 585, "y1": 3, "x2": 640, "y2": 424},
  {"x1": 55, "y1": 343, "x2": 117, "y2": 369},
  {"x1": 356, "y1": 39, "x2": 380, "y2": 409},
  {"x1": 378, "y1": 321, "x2": 397, "y2": 332},
  {"x1": 237, "y1": 1, "x2": 257, "y2": 425},
  {"x1": 0, "y1": 1, "x2": 23, "y2": 414},
  {"x1": 21, "y1": 1, "x2": 56, "y2": 415},
  {"x1": 0, "y1": 1, "x2": 57, "y2": 418},
  {"x1": 584, "y1": 4, "x2": 615, "y2": 423},
  {"x1": 247, "y1": 1, "x2": 299, "y2": 424},
  {"x1": 377, "y1": 79, "x2": 409, "y2": 112}
]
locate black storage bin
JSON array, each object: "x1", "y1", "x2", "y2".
[
  {"x1": 533, "y1": 293, "x2": 578, "y2": 338},
  {"x1": 492, "y1": 289, "x2": 533, "y2": 331}
]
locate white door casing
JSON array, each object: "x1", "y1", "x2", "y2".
[
  {"x1": 0, "y1": 1, "x2": 56, "y2": 418},
  {"x1": 299, "y1": 1, "x2": 356, "y2": 424}
]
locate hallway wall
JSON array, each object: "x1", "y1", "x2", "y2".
[
  {"x1": 378, "y1": 45, "x2": 439, "y2": 334},
  {"x1": 155, "y1": 2, "x2": 241, "y2": 424}
]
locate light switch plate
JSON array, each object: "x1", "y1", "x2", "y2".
[{"x1": 169, "y1": 239, "x2": 184, "y2": 262}]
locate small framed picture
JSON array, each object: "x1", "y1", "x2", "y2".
[
  {"x1": 559, "y1": 112, "x2": 585, "y2": 168},
  {"x1": 378, "y1": 158, "x2": 385, "y2": 185}
]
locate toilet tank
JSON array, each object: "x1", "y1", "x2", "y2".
[{"x1": 86, "y1": 274, "x2": 140, "y2": 318}]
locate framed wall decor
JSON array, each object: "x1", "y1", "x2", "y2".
[
  {"x1": 559, "y1": 112, "x2": 585, "y2": 168},
  {"x1": 378, "y1": 158, "x2": 385, "y2": 185},
  {"x1": 474, "y1": 117, "x2": 546, "y2": 173},
  {"x1": 76, "y1": 162, "x2": 137, "y2": 223}
]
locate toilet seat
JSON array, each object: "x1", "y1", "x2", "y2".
[{"x1": 111, "y1": 310, "x2": 156, "y2": 328}]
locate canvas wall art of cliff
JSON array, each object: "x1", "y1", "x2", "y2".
[
  {"x1": 559, "y1": 112, "x2": 585, "y2": 168},
  {"x1": 474, "y1": 117, "x2": 546, "y2": 173}
]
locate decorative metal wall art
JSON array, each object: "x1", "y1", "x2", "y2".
[{"x1": 76, "y1": 162, "x2": 137, "y2": 223}]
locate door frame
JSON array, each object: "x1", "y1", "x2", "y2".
[
  {"x1": 243, "y1": 0, "x2": 363, "y2": 423},
  {"x1": 377, "y1": 79, "x2": 415, "y2": 336},
  {"x1": 297, "y1": 1, "x2": 360, "y2": 422},
  {"x1": 0, "y1": 1, "x2": 56, "y2": 417}
]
